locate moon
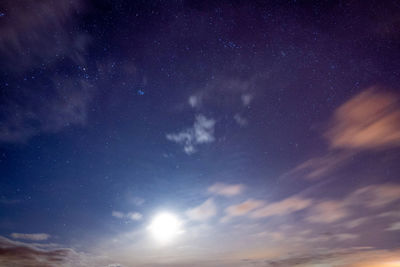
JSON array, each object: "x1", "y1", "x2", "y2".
[{"x1": 148, "y1": 212, "x2": 182, "y2": 243}]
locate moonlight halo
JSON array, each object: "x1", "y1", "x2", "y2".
[{"x1": 148, "y1": 212, "x2": 182, "y2": 243}]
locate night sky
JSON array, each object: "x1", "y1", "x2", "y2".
[{"x1": 1, "y1": 0, "x2": 400, "y2": 266}]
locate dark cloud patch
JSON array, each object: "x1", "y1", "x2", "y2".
[
  {"x1": 263, "y1": 248, "x2": 370, "y2": 267},
  {"x1": 0, "y1": 236, "x2": 75, "y2": 267}
]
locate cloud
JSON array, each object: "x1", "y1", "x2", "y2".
[
  {"x1": 386, "y1": 222, "x2": 400, "y2": 231},
  {"x1": 306, "y1": 201, "x2": 349, "y2": 223},
  {"x1": 221, "y1": 199, "x2": 263, "y2": 222},
  {"x1": 334, "y1": 233, "x2": 358, "y2": 241},
  {"x1": 262, "y1": 248, "x2": 400, "y2": 267},
  {"x1": 211, "y1": 183, "x2": 399, "y2": 227},
  {"x1": 188, "y1": 77, "x2": 256, "y2": 110},
  {"x1": 10, "y1": 233, "x2": 50, "y2": 241},
  {"x1": 251, "y1": 196, "x2": 312, "y2": 218},
  {"x1": 188, "y1": 95, "x2": 202, "y2": 108},
  {"x1": 0, "y1": 78, "x2": 93, "y2": 143},
  {"x1": 112, "y1": 211, "x2": 143, "y2": 221},
  {"x1": 233, "y1": 114, "x2": 248, "y2": 127},
  {"x1": 282, "y1": 151, "x2": 354, "y2": 180},
  {"x1": 131, "y1": 197, "x2": 145, "y2": 206},
  {"x1": 302, "y1": 232, "x2": 358, "y2": 243},
  {"x1": 0, "y1": 236, "x2": 100, "y2": 266},
  {"x1": 325, "y1": 87, "x2": 400, "y2": 150},
  {"x1": 112, "y1": 211, "x2": 125, "y2": 219},
  {"x1": 208, "y1": 183, "x2": 244, "y2": 197},
  {"x1": 241, "y1": 94, "x2": 253, "y2": 106},
  {"x1": 255, "y1": 231, "x2": 285, "y2": 241},
  {"x1": 344, "y1": 217, "x2": 369, "y2": 229},
  {"x1": 378, "y1": 210, "x2": 400, "y2": 218},
  {"x1": 306, "y1": 184, "x2": 400, "y2": 224},
  {"x1": 225, "y1": 199, "x2": 264, "y2": 217},
  {"x1": 0, "y1": 0, "x2": 95, "y2": 144},
  {"x1": 347, "y1": 184, "x2": 400, "y2": 208},
  {"x1": 186, "y1": 198, "x2": 217, "y2": 221},
  {"x1": 0, "y1": 0, "x2": 88, "y2": 72},
  {"x1": 128, "y1": 213, "x2": 143, "y2": 221},
  {"x1": 284, "y1": 87, "x2": 400, "y2": 180},
  {"x1": 166, "y1": 114, "x2": 216, "y2": 154}
]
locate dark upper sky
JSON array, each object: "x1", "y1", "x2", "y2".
[{"x1": 1, "y1": 1, "x2": 400, "y2": 266}]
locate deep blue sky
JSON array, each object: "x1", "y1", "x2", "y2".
[{"x1": 1, "y1": 1, "x2": 400, "y2": 266}]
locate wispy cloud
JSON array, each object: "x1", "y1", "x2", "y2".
[
  {"x1": 284, "y1": 87, "x2": 400, "y2": 180},
  {"x1": 378, "y1": 210, "x2": 400, "y2": 218},
  {"x1": 325, "y1": 87, "x2": 400, "y2": 150},
  {"x1": 225, "y1": 199, "x2": 264, "y2": 217},
  {"x1": 188, "y1": 77, "x2": 256, "y2": 110},
  {"x1": 282, "y1": 151, "x2": 354, "y2": 180},
  {"x1": 386, "y1": 222, "x2": 400, "y2": 231},
  {"x1": 131, "y1": 197, "x2": 145, "y2": 206},
  {"x1": 216, "y1": 183, "x2": 400, "y2": 224},
  {"x1": 233, "y1": 114, "x2": 248, "y2": 127},
  {"x1": 221, "y1": 199, "x2": 264, "y2": 222},
  {"x1": 261, "y1": 247, "x2": 400, "y2": 267},
  {"x1": 347, "y1": 183, "x2": 400, "y2": 208},
  {"x1": 204, "y1": 182, "x2": 400, "y2": 231},
  {"x1": 251, "y1": 196, "x2": 312, "y2": 218},
  {"x1": 10, "y1": 233, "x2": 50, "y2": 241},
  {"x1": 241, "y1": 94, "x2": 253, "y2": 106},
  {"x1": 306, "y1": 184, "x2": 400, "y2": 224},
  {"x1": 208, "y1": 183, "x2": 244, "y2": 197},
  {"x1": 0, "y1": 0, "x2": 88, "y2": 72},
  {"x1": 334, "y1": 233, "x2": 359, "y2": 241},
  {"x1": 112, "y1": 211, "x2": 143, "y2": 221},
  {"x1": 186, "y1": 198, "x2": 217, "y2": 221},
  {"x1": 0, "y1": 236, "x2": 103, "y2": 266},
  {"x1": 306, "y1": 201, "x2": 349, "y2": 223},
  {"x1": 166, "y1": 114, "x2": 216, "y2": 154},
  {"x1": 188, "y1": 95, "x2": 202, "y2": 108},
  {"x1": 0, "y1": 1, "x2": 94, "y2": 144},
  {"x1": 344, "y1": 217, "x2": 369, "y2": 229},
  {"x1": 0, "y1": 78, "x2": 93, "y2": 143}
]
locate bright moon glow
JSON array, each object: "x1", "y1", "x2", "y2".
[{"x1": 148, "y1": 212, "x2": 182, "y2": 243}]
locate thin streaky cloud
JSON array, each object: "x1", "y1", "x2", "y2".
[
  {"x1": 251, "y1": 196, "x2": 312, "y2": 218},
  {"x1": 208, "y1": 183, "x2": 244, "y2": 197},
  {"x1": 186, "y1": 198, "x2": 217, "y2": 221},
  {"x1": 283, "y1": 87, "x2": 400, "y2": 180},
  {"x1": 112, "y1": 211, "x2": 142, "y2": 221},
  {"x1": 325, "y1": 87, "x2": 400, "y2": 150},
  {"x1": 10, "y1": 233, "x2": 50, "y2": 241}
]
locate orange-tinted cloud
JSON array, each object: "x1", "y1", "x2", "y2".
[
  {"x1": 261, "y1": 248, "x2": 400, "y2": 267},
  {"x1": 307, "y1": 183, "x2": 400, "y2": 224},
  {"x1": 208, "y1": 183, "x2": 244, "y2": 197},
  {"x1": 284, "y1": 87, "x2": 400, "y2": 180},
  {"x1": 225, "y1": 199, "x2": 264, "y2": 217},
  {"x1": 306, "y1": 200, "x2": 349, "y2": 223},
  {"x1": 282, "y1": 151, "x2": 353, "y2": 180},
  {"x1": 347, "y1": 183, "x2": 400, "y2": 208},
  {"x1": 325, "y1": 87, "x2": 400, "y2": 150}
]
